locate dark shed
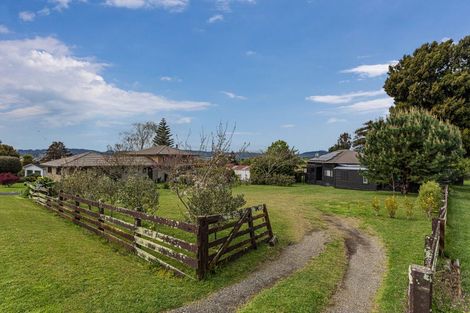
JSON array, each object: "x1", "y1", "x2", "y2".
[{"x1": 306, "y1": 149, "x2": 377, "y2": 191}]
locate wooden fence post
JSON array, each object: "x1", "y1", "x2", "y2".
[
  {"x1": 58, "y1": 190, "x2": 64, "y2": 212},
  {"x1": 74, "y1": 195, "x2": 81, "y2": 221},
  {"x1": 196, "y1": 216, "x2": 209, "y2": 280},
  {"x1": 424, "y1": 235, "x2": 434, "y2": 268},
  {"x1": 262, "y1": 204, "x2": 274, "y2": 241},
  {"x1": 408, "y1": 265, "x2": 433, "y2": 313},
  {"x1": 247, "y1": 208, "x2": 257, "y2": 250}
]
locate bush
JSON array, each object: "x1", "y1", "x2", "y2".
[
  {"x1": 404, "y1": 196, "x2": 414, "y2": 219},
  {"x1": 384, "y1": 196, "x2": 398, "y2": 218},
  {"x1": 0, "y1": 173, "x2": 20, "y2": 186},
  {"x1": 251, "y1": 174, "x2": 296, "y2": 186},
  {"x1": 119, "y1": 175, "x2": 159, "y2": 215},
  {"x1": 0, "y1": 156, "x2": 22, "y2": 174},
  {"x1": 417, "y1": 181, "x2": 442, "y2": 218},
  {"x1": 371, "y1": 197, "x2": 380, "y2": 216},
  {"x1": 24, "y1": 173, "x2": 41, "y2": 183}
]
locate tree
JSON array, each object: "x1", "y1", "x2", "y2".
[
  {"x1": 116, "y1": 121, "x2": 158, "y2": 151},
  {"x1": 0, "y1": 156, "x2": 22, "y2": 174},
  {"x1": 153, "y1": 118, "x2": 174, "y2": 147},
  {"x1": 352, "y1": 121, "x2": 375, "y2": 152},
  {"x1": 360, "y1": 108, "x2": 464, "y2": 194},
  {"x1": 251, "y1": 140, "x2": 301, "y2": 186},
  {"x1": 0, "y1": 143, "x2": 19, "y2": 157},
  {"x1": 22, "y1": 154, "x2": 34, "y2": 166},
  {"x1": 329, "y1": 132, "x2": 352, "y2": 152},
  {"x1": 42, "y1": 141, "x2": 71, "y2": 162},
  {"x1": 384, "y1": 36, "x2": 470, "y2": 156}
]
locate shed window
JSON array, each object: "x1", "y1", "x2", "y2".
[
  {"x1": 34, "y1": 170, "x2": 41, "y2": 175},
  {"x1": 363, "y1": 176, "x2": 369, "y2": 184},
  {"x1": 26, "y1": 170, "x2": 33, "y2": 176},
  {"x1": 325, "y1": 169, "x2": 333, "y2": 177}
]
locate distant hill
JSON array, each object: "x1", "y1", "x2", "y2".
[
  {"x1": 299, "y1": 150, "x2": 328, "y2": 159},
  {"x1": 18, "y1": 149, "x2": 100, "y2": 160}
]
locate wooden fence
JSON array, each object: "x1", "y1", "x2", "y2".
[
  {"x1": 28, "y1": 185, "x2": 274, "y2": 280},
  {"x1": 408, "y1": 185, "x2": 448, "y2": 313}
]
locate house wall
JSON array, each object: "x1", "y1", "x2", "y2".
[
  {"x1": 24, "y1": 165, "x2": 44, "y2": 177},
  {"x1": 334, "y1": 169, "x2": 377, "y2": 191},
  {"x1": 234, "y1": 169, "x2": 250, "y2": 181}
]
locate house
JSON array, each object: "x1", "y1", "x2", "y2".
[
  {"x1": 23, "y1": 164, "x2": 44, "y2": 177},
  {"x1": 41, "y1": 145, "x2": 196, "y2": 181},
  {"x1": 229, "y1": 165, "x2": 251, "y2": 181},
  {"x1": 306, "y1": 149, "x2": 377, "y2": 191}
]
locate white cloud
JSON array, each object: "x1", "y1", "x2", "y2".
[
  {"x1": 340, "y1": 97, "x2": 393, "y2": 113},
  {"x1": 105, "y1": 0, "x2": 189, "y2": 11},
  {"x1": 342, "y1": 61, "x2": 398, "y2": 78},
  {"x1": 160, "y1": 76, "x2": 181, "y2": 82},
  {"x1": 50, "y1": 0, "x2": 72, "y2": 10},
  {"x1": 0, "y1": 25, "x2": 10, "y2": 34},
  {"x1": 207, "y1": 14, "x2": 224, "y2": 23},
  {"x1": 0, "y1": 36, "x2": 210, "y2": 126},
  {"x1": 175, "y1": 116, "x2": 192, "y2": 124},
  {"x1": 306, "y1": 89, "x2": 385, "y2": 104},
  {"x1": 215, "y1": 0, "x2": 256, "y2": 13},
  {"x1": 326, "y1": 117, "x2": 346, "y2": 124},
  {"x1": 281, "y1": 124, "x2": 295, "y2": 128},
  {"x1": 245, "y1": 50, "x2": 256, "y2": 56},
  {"x1": 221, "y1": 91, "x2": 247, "y2": 100},
  {"x1": 19, "y1": 11, "x2": 36, "y2": 22},
  {"x1": 441, "y1": 37, "x2": 451, "y2": 42}
]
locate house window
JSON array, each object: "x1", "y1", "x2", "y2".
[
  {"x1": 48, "y1": 167, "x2": 52, "y2": 173},
  {"x1": 363, "y1": 176, "x2": 369, "y2": 184},
  {"x1": 34, "y1": 170, "x2": 41, "y2": 175},
  {"x1": 325, "y1": 169, "x2": 333, "y2": 177},
  {"x1": 56, "y1": 167, "x2": 62, "y2": 175},
  {"x1": 26, "y1": 170, "x2": 33, "y2": 176}
]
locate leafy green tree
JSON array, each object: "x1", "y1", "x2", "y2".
[
  {"x1": 352, "y1": 121, "x2": 377, "y2": 152},
  {"x1": 22, "y1": 154, "x2": 34, "y2": 166},
  {"x1": 153, "y1": 118, "x2": 174, "y2": 147},
  {"x1": 251, "y1": 140, "x2": 300, "y2": 186},
  {"x1": 0, "y1": 156, "x2": 22, "y2": 174},
  {"x1": 0, "y1": 143, "x2": 19, "y2": 157},
  {"x1": 329, "y1": 132, "x2": 352, "y2": 152},
  {"x1": 384, "y1": 36, "x2": 470, "y2": 156},
  {"x1": 360, "y1": 108, "x2": 464, "y2": 194},
  {"x1": 42, "y1": 141, "x2": 71, "y2": 162}
]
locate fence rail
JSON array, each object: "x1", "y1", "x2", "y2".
[
  {"x1": 408, "y1": 185, "x2": 449, "y2": 313},
  {"x1": 28, "y1": 185, "x2": 274, "y2": 280}
]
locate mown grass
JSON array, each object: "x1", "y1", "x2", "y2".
[
  {"x1": 0, "y1": 182, "x2": 26, "y2": 192},
  {"x1": 1, "y1": 184, "x2": 431, "y2": 312},
  {"x1": 239, "y1": 239, "x2": 347, "y2": 313}
]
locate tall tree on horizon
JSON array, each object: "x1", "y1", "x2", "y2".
[
  {"x1": 352, "y1": 120, "x2": 376, "y2": 152},
  {"x1": 153, "y1": 118, "x2": 174, "y2": 147},
  {"x1": 42, "y1": 141, "x2": 72, "y2": 162},
  {"x1": 0, "y1": 143, "x2": 19, "y2": 158},
  {"x1": 329, "y1": 132, "x2": 352, "y2": 152}
]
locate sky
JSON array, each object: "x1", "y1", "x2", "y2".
[{"x1": 0, "y1": 0, "x2": 470, "y2": 152}]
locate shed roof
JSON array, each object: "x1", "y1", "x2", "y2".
[
  {"x1": 126, "y1": 145, "x2": 196, "y2": 156},
  {"x1": 308, "y1": 149, "x2": 360, "y2": 164},
  {"x1": 41, "y1": 152, "x2": 156, "y2": 168}
]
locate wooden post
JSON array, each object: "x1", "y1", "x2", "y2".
[
  {"x1": 408, "y1": 265, "x2": 433, "y2": 313},
  {"x1": 247, "y1": 208, "x2": 257, "y2": 250},
  {"x1": 58, "y1": 190, "x2": 64, "y2": 212},
  {"x1": 74, "y1": 195, "x2": 81, "y2": 221},
  {"x1": 262, "y1": 204, "x2": 274, "y2": 240},
  {"x1": 196, "y1": 216, "x2": 209, "y2": 280},
  {"x1": 424, "y1": 235, "x2": 434, "y2": 268},
  {"x1": 438, "y1": 217, "x2": 445, "y2": 255}
]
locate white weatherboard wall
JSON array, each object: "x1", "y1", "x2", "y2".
[{"x1": 23, "y1": 164, "x2": 44, "y2": 177}]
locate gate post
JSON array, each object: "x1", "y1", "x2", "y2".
[
  {"x1": 197, "y1": 216, "x2": 209, "y2": 280},
  {"x1": 408, "y1": 265, "x2": 433, "y2": 313}
]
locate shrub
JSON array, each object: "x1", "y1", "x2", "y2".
[
  {"x1": 35, "y1": 176, "x2": 55, "y2": 189},
  {"x1": 371, "y1": 196, "x2": 380, "y2": 216},
  {"x1": 417, "y1": 181, "x2": 442, "y2": 218},
  {"x1": 0, "y1": 173, "x2": 20, "y2": 186},
  {"x1": 118, "y1": 175, "x2": 159, "y2": 215},
  {"x1": 384, "y1": 196, "x2": 398, "y2": 218},
  {"x1": 404, "y1": 196, "x2": 414, "y2": 219},
  {"x1": 0, "y1": 156, "x2": 22, "y2": 174}
]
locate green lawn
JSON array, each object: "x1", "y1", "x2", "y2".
[
  {"x1": 0, "y1": 184, "x2": 431, "y2": 312},
  {"x1": 0, "y1": 182, "x2": 26, "y2": 193},
  {"x1": 446, "y1": 182, "x2": 470, "y2": 294}
]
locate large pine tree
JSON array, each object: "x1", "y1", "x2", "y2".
[
  {"x1": 42, "y1": 141, "x2": 72, "y2": 162},
  {"x1": 153, "y1": 118, "x2": 174, "y2": 147}
]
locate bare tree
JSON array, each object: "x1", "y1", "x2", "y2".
[{"x1": 116, "y1": 121, "x2": 158, "y2": 151}]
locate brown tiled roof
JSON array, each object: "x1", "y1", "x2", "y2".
[
  {"x1": 308, "y1": 149, "x2": 360, "y2": 164},
  {"x1": 41, "y1": 152, "x2": 156, "y2": 167},
  {"x1": 126, "y1": 145, "x2": 196, "y2": 156}
]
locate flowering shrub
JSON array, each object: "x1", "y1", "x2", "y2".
[
  {"x1": 0, "y1": 172, "x2": 19, "y2": 186},
  {"x1": 384, "y1": 196, "x2": 398, "y2": 218},
  {"x1": 417, "y1": 181, "x2": 442, "y2": 218}
]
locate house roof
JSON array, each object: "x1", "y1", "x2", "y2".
[
  {"x1": 126, "y1": 145, "x2": 196, "y2": 156},
  {"x1": 229, "y1": 165, "x2": 250, "y2": 171},
  {"x1": 41, "y1": 152, "x2": 156, "y2": 168},
  {"x1": 23, "y1": 163, "x2": 44, "y2": 169},
  {"x1": 308, "y1": 149, "x2": 360, "y2": 164}
]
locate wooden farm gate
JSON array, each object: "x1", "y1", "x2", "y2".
[{"x1": 28, "y1": 185, "x2": 274, "y2": 280}]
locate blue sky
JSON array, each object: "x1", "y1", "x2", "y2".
[{"x1": 0, "y1": 0, "x2": 469, "y2": 152}]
